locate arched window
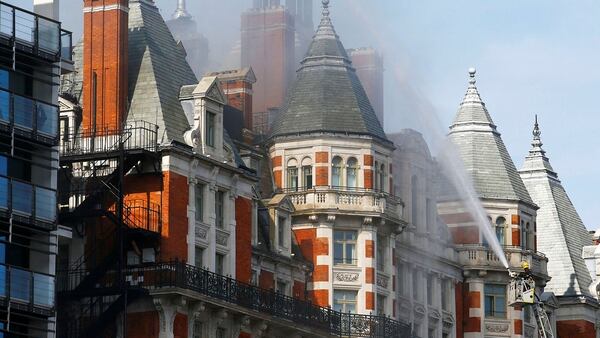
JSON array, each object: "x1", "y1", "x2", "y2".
[
  {"x1": 379, "y1": 164, "x2": 386, "y2": 192},
  {"x1": 301, "y1": 157, "x2": 313, "y2": 189},
  {"x1": 495, "y1": 217, "x2": 506, "y2": 245},
  {"x1": 523, "y1": 222, "x2": 530, "y2": 250},
  {"x1": 374, "y1": 161, "x2": 379, "y2": 190},
  {"x1": 346, "y1": 157, "x2": 358, "y2": 189},
  {"x1": 332, "y1": 156, "x2": 343, "y2": 188},
  {"x1": 286, "y1": 158, "x2": 298, "y2": 191},
  {"x1": 411, "y1": 175, "x2": 418, "y2": 228}
]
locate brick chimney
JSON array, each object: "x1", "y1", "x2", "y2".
[
  {"x1": 208, "y1": 68, "x2": 257, "y2": 131},
  {"x1": 82, "y1": 0, "x2": 129, "y2": 134}
]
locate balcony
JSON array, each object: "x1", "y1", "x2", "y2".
[
  {"x1": 283, "y1": 187, "x2": 405, "y2": 221},
  {"x1": 0, "y1": 90, "x2": 59, "y2": 144},
  {"x1": 60, "y1": 121, "x2": 158, "y2": 162},
  {"x1": 456, "y1": 245, "x2": 548, "y2": 277},
  {"x1": 0, "y1": 264, "x2": 55, "y2": 316},
  {"x1": 58, "y1": 261, "x2": 412, "y2": 337},
  {"x1": 0, "y1": 2, "x2": 70, "y2": 63},
  {"x1": 0, "y1": 175, "x2": 56, "y2": 229}
]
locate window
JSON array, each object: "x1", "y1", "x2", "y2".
[
  {"x1": 251, "y1": 269, "x2": 258, "y2": 285},
  {"x1": 287, "y1": 158, "x2": 298, "y2": 191},
  {"x1": 333, "y1": 230, "x2": 357, "y2": 265},
  {"x1": 398, "y1": 263, "x2": 406, "y2": 296},
  {"x1": 215, "y1": 190, "x2": 224, "y2": 228},
  {"x1": 194, "y1": 246, "x2": 203, "y2": 268},
  {"x1": 277, "y1": 279, "x2": 288, "y2": 295},
  {"x1": 495, "y1": 216, "x2": 506, "y2": 245},
  {"x1": 302, "y1": 157, "x2": 312, "y2": 189},
  {"x1": 333, "y1": 290, "x2": 357, "y2": 313},
  {"x1": 374, "y1": 161, "x2": 379, "y2": 190},
  {"x1": 426, "y1": 198, "x2": 432, "y2": 232},
  {"x1": 278, "y1": 216, "x2": 286, "y2": 247},
  {"x1": 411, "y1": 175, "x2": 418, "y2": 228},
  {"x1": 216, "y1": 328, "x2": 226, "y2": 338},
  {"x1": 413, "y1": 271, "x2": 420, "y2": 300},
  {"x1": 0, "y1": 90, "x2": 9, "y2": 122},
  {"x1": 441, "y1": 279, "x2": 449, "y2": 311},
  {"x1": 346, "y1": 157, "x2": 358, "y2": 188},
  {"x1": 205, "y1": 112, "x2": 215, "y2": 147},
  {"x1": 377, "y1": 235, "x2": 385, "y2": 270},
  {"x1": 195, "y1": 184, "x2": 204, "y2": 222},
  {"x1": 0, "y1": 69, "x2": 8, "y2": 89},
  {"x1": 193, "y1": 320, "x2": 203, "y2": 338},
  {"x1": 523, "y1": 222, "x2": 530, "y2": 250},
  {"x1": 484, "y1": 284, "x2": 506, "y2": 318},
  {"x1": 427, "y1": 275, "x2": 433, "y2": 305},
  {"x1": 215, "y1": 253, "x2": 225, "y2": 275},
  {"x1": 332, "y1": 156, "x2": 342, "y2": 187},
  {"x1": 377, "y1": 294, "x2": 386, "y2": 315},
  {"x1": 379, "y1": 163, "x2": 386, "y2": 192}
]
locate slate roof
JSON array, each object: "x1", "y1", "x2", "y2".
[
  {"x1": 126, "y1": 0, "x2": 198, "y2": 144},
  {"x1": 448, "y1": 69, "x2": 535, "y2": 206},
  {"x1": 269, "y1": 2, "x2": 388, "y2": 144},
  {"x1": 519, "y1": 117, "x2": 594, "y2": 297}
]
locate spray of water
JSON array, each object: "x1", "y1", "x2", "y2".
[{"x1": 345, "y1": 0, "x2": 510, "y2": 269}]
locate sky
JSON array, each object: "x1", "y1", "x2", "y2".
[{"x1": 9, "y1": 0, "x2": 599, "y2": 230}]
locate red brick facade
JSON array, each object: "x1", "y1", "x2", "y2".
[
  {"x1": 557, "y1": 320, "x2": 596, "y2": 338},
  {"x1": 173, "y1": 313, "x2": 187, "y2": 338},
  {"x1": 235, "y1": 197, "x2": 253, "y2": 283},
  {"x1": 161, "y1": 171, "x2": 189, "y2": 261},
  {"x1": 126, "y1": 312, "x2": 159, "y2": 338},
  {"x1": 259, "y1": 270, "x2": 275, "y2": 289},
  {"x1": 82, "y1": 0, "x2": 129, "y2": 133}
]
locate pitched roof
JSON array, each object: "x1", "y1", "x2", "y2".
[
  {"x1": 126, "y1": 0, "x2": 198, "y2": 144},
  {"x1": 448, "y1": 69, "x2": 534, "y2": 206},
  {"x1": 519, "y1": 117, "x2": 594, "y2": 297},
  {"x1": 269, "y1": 1, "x2": 389, "y2": 144}
]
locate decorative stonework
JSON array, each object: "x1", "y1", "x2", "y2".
[
  {"x1": 376, "y1": 274, "x2": 389, "y2": 288},
  {"x1": 216, "y1": 229, "x2": 229, "y2": 246},
  {"x1": 442, "y1": 311, "x2": 454, "y2": 329},
  {"x1": 334, "y1": 272, "x2": 359, "y2": 282},
  {"x1": 485, "y1": 322, "x2": 509, "y2": 333},
  {"x1": 414, "y1": 303, "x2": 426, "y2": 318},
  {"x1": 195, "y1": 224, "x2": 209, "y2": 242},
  {"x1": 428, "y1": 308, "x2": 441, "y2": 321}
]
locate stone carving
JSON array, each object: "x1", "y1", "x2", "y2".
[
  {"x1": 485, "y1": 322, "x2": 509, "y2": 333},
  {"x1": 334, "y1": 272, "x2": 359, "y2": 282},
  {"x1": 442, "y1": 311, "x2": 454, "y2": 328},
  {"x1": 216, "y1": 230, "x2": 229, "y2": 246},
  {"x1": 428, "y1": 308, "x2": 441, "y2": 321},
  {"x1": 195, "y1": 225, "x2": 208, "y2": 240},
  {"x1": 376, "y1": 274, "x2": 389, "y2": 288},
  {"x1": 414, "y1": 303, "x2": 426, "y2": 317}
]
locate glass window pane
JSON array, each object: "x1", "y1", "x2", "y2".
[
  {"x1": 195, "y1": 184, "x2": 203, "y2": 222},
  {"x1": 0, "y1": 90, "x2": 8, "y2": 122},
  {"x1": 10, "y1": 268, "x2": 30, "y2": 302},
  {"x1": 14, "y1": 11, "x2": 35, "y2": 43},
  {"x1": 36, "y1": 102, "x2": 58, "y2": 136},
  {"x1": 12, "y1": 180, "x2": 33, "y2": 215},
  {"x1": 0, "y1": 177, "x2": 7, "y2": 209},
  {"x1": 35, "y1": 187, "x2": 56, "y2": 221},
  {"x1": 334, "y1": 243, "x2": 343, "y2": 263},
  {"x1": 0, "y1": 70, "x2": 10, "y2": 89},
  {"x1": 13, "y1": 95, "x2": 33, "y2": 129},
  {"x1": 345, "y1": 244, "x2": 355, "y2": 263},
  {"x1": 0, "y1": 265, "x2": 5, "y2": 297},
  {"x1": 0, "y1": 5, "x2": 13, "y2": 37},
  {"x1": 33, "y1": 273, "x2": 54, "y2": 307},
  {"x1": 37, "y1": 18, "x2": 60, "y2": 53}
]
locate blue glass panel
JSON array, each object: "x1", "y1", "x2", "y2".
[
  {"x1": 0, "y1": 236, "x2": 5, "y2": 264},
  {"x1": 12, "y1": 181, "x2": 32, "y2": 215},
  {"x1": 36, "y1": 102, "x2": 58, "y2": 136},
  {"x1": 0, "y1": 91, "x2": 9, "y2": 123},
  {"x1": 13, "y1": 95, "x2": 33, "y2": 129},
  {"x1": 0, "y1": 157, "x2": 5, "y2": 176},
  {"x1": 35, "y1": 187, "x2": 56, "y2": 221},
  {"x1": 33, "y1": 273, "x2": 54, "y2": 307},
  {"x1": 0, "y1": 265, "x2": 5, "y2": 297},
  {"x1": 0, "y1": 177, "x2": 7, "y2": 210},
  {"x1": 0, "y1": 70, "x2": 8, "y2": 90},
  {"x1": 10, "y1": 268, "x2": 30, "y2": 302}
]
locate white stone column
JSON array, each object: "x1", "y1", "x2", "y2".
[{"x1": 154, "y1": 296, "x2": 186, "y2": 338}]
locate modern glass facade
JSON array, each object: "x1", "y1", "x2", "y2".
[{"x1": 0, "y1": 2, "x2": 70, "y2": 336}]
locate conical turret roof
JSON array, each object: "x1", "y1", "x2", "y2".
[
  {"x1": 270, "y1": 0, "x2": 388, "y2": 144},
  {"x1": 519, "y1": 117, "x2": 594, "y2": 297},
  {"x1": 449, "y1": 69, "x2": 534, "y2": 205}
]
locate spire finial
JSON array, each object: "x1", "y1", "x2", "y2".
[
  {"x1": 531, "y1": 114, "x2": 544, "y2": 152},
  {"x1": 468, "y1": 67, "x2": 476, "y2": 85},
  {"x1": 322, "y1": 0, "x2": 330, "y2": 17},
  {"x1": 173, "y1": 0, "x2": 191, "y2": 19}
]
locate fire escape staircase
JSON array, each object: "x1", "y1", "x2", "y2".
[{"x1": 57, "y1": 122, "x2": 161, "y2": 338}]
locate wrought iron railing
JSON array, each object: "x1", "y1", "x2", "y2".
[
  {"x1": 59, "y1": 261, "x2": 412, "y2": 337},
  {"x1": 60, "y1": 121, "x2": 158, "y2": 158}
]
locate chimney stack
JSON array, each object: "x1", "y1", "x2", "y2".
[{"x1": 82, "y1": 0, "x2": 129, "y2": 134}]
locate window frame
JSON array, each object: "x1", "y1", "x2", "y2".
[
  {"x1": 195, "y1": 183, "x2": 205, "y2": 223},
  {"x1": 333, "y1": 289, "x2": 357, "y2": 314},
  {"x1": 333, "y1": 230, "x2": 357, "y2": 265},
  {"x1": 215, "y1": 190, "x2": 224, "y2": 228},
  {"x1": 484, "y1": 283, "x2": 507, "y2": 318},
  {"x1": 205, "y1": 111, "x2": 216, "y2": 147},
  {"x1": 346, "y1": 157, "x2": 358, "y2": 189},
  {"x1": 332, "y1": 156, "x2": 343, "y2": 188}
]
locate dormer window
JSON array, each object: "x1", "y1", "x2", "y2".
[
  {"x1": 278, "y1": 215, "x2": 287, "y2": 248},
  {"x1": 205, "y1": 111, "x2": 215, "y2": 147}
]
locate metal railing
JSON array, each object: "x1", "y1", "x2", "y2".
[
  {"x1": 60, "y1": 121, "x2": 159, "y2": 157},
  {"x1": 0, "y1": 2, "x2": 70, "y2": 61},
  {"x1": 60, "y1": 261, "x2": 412, "y2": 337}
]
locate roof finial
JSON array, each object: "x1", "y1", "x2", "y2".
[
  {"x1": 532, "y1": 114, "x2": 543, "y2": 147},
  {"x1": 322, "y1": 0, "x2": 330, "y2": 17},
  {"x1": 173, "y1": 0, "x2": 191, "y2": 19},
  {"x1": 460, "y1": 67, "x2": 483, "y2": 105},
  {"x1": 468, "y1": 67, "x2": 476, "y2": 85}
]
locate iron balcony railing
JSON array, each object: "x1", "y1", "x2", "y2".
[
  {"x1": 0, "y1": 1, "x2": 71, "y2": 61},
  {"x1": 60, "y1": 261, "x2": 412, "y2": 337},
  {"x1": 60, "y1": 121, "x2": 159, "y2": 158},
  {"x1": 0, "y1": 264, "x2": 55, "y2": 314}
]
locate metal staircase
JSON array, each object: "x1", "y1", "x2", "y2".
[{"x1": 56, "y1": 121, "x2": 160, "y2": 338}]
